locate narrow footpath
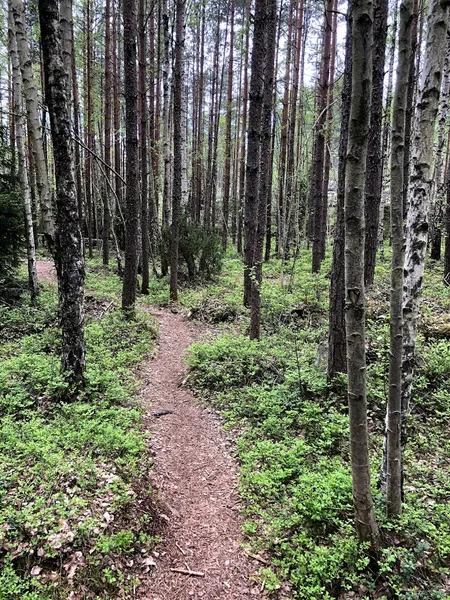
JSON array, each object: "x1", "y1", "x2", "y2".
[{"x1": 137, "y1": 309, "x2": 262, "y2": 599}]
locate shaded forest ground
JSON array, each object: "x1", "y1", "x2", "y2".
[{"x1": 1, "y1": 250, "x2": 450, "y2": 599}]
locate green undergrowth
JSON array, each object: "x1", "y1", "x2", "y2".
[
  {"x1": 187, "y1": 250, "x2": 450, "y2": 599},
  {"x1": 0, "y1": 263, "x2": 158, "y2": 599}
]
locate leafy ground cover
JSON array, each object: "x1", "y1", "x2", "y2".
[
  {"x1": 184, "y1": 249, "x2": 450, "y2": 599},
  {"x1": 0, "y1": 260, "x2": 158, "y2": 599}
]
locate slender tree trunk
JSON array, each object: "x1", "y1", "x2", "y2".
[
  {"x1": 122, "y1": 0, "x2": 140, "y2": 313},
  {"x1": 169, "y1": 0, "x2": 185, "y2": 302},
  {"x1": 364, "y1": 0, "x2": 388, "y2": 287},
  {"x1": 162, "y1": 0, "x2": 171, "y2": 231},
  {"x1": 311, "y1": 0, "x2": 333, "y2": 273},
  {"x1": 276, "y1": 0, "x2": 294, "y2": 257},
  {"x1": 320, "y1": 0, "x2": 337, "y2": 261},
  {"x1": 222, "y1": 0, "x2": 235, "y2": 250},
  {"x1": 11, "y1": 0, "x2": 55, "y2": 254},
  {"x1": 429, "y1": 35, "x2": 450, "y2": 261},
  {"x1": 385, "y1": 0, "x2": 414, "y2": 518},
  {"x1": 345, "y1": 0, "x2": 379, "y2": 547},
  {"x1": 103, "y1": 0, "x2": 112, "y2": 265},
  {"x1": 8, "y1": 5, "x2": 39, "y2": 301},
  {"x1": 84, "y1": 0, "x2": 94, "y2": 258},
  {"x1": 39, "y1": 0, "x2": 85, "y2": 386},
  {"x1": 328, "y1": 4, "x2": 352, "y2": 380},
  {"x1": 237, "y1": 0, "x2": 251, "y2": 254},
  {"x1": 71, "y1": 21, "x2": 83, "y2": 228},
  {"x1": 243, "y1": 0, "x2": 266, "y2": 307},
  {"x1": 250, "y1": 0, "x2": 277, "y2": 340},
  {"x1": 139, "y1": 0, "x2": 149, "y2": 294},
  {"x1": 402, "y1": 0, "x2": 450, "y2": 465}
]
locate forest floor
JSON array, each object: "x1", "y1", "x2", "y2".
[{"x1": 35, "y1": 261, "x2": 265, "y2": 599}]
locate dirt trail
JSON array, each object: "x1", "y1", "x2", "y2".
[
  {"x1": 35, "y1": 262, "x2": 263, "y2": 598},
  {"x1": 138, "y1": 308, "x2": 262, "y2": 599}
]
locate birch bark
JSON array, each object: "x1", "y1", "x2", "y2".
[{"x1": 402, "y1": 0, "x2": 450, "y2": 457}]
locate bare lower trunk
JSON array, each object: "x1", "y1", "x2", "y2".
[
  {"x1": 8, "y1": 5, "x2": 39, "y2": 301},
  {"x1": 344, "y1": 0, "x2": 379, "y2": 547},
  {"x1": 12, "y1": 0, "x2": 55, "y2": 253},
  {"x1": 385, "y1": 0, "x2": 414, "y2": 518},
  {"x1": 328, "y1": 4, "x2": 352, "y2": 380},
  {"x1": 39, "y1": 0, "x2": 85, "y2": 386},
  {"x1": 122, "y1": 0, "x2": 140, "y2": 313},
  {"x1": 402, "y1": 0, "x2": 450, "y2": 465},
  {"x1": 169, "y1": 0, "x2": 185, "y2": 302}
]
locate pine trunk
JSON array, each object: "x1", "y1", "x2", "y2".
[
  {"x1": 122, "y1": 0, "x2": 140, "y2": 313},
  {"x1": 169, "y1": 0, "x2": 185, "y2": 302}
]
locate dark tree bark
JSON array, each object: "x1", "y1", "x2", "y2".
[
  {"x1": 222, "y1": 0, "x2": 235, "y2": 250},
  {"x1": 328, "y1": 5, "x2": 352, "y2": 380},
  {"x1": 237, "y1": 0, "x2": 251, "y2": 254},
  {"x1": 121, "y1": 0, "x2": 140, "y2": 313},
  {"x1": 39, "y1": 0, "x2": 85, "y2": 386},
  {"x1": 84, "y1": 0, "x2": 94, "y2": 258},
  {"x1": 250, "y1": 0, "x2": 277, "y2": 340},
  {"x1": 103, "y1": 0, "x2": 112, "y2": 265},
  {"x1": 243, "y1": 0, "x2": 266, "y2": 307},
  {"x1": 364, "y1": 0, "x2": 388, "y2": 287},
  {"x1": 169, "y1": 0, "x2": 185, "y2": 302},
  {"x1": 139, "y1": 0, "x2": 149, "y2": 294}
]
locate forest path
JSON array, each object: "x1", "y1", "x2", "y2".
[
  {"x1": 35, "y1": 261, "x2": 262, "y2": 599},
  {"x1": 138, "y1": 308, "x2": 262, "y2": 599}
]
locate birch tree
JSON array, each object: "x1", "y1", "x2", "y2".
[
  {"x1": 11, "y1": 0, "x2": 55, "y2": 253},
  {"x1": 8, "y1": 5, "x2": 39, "y2": 301},
  {"x1": 39, "y1": 0, "x2": 86, "y2": 386},
  {"x1": 402, "y1": 0, "x2": 450, "y2": 459},
  {"x1": 386, "y1": 0, "x2": 414, "y2": 518}
]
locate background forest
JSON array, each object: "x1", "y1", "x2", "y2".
[{"x1": 1, "y1": 0, "x2": 450, "y2": 598}]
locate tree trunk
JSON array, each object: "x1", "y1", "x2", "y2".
[
  {"x1": 39, "y1": 0, "x2": 85, "y2": 386},
  {"x1": 169, "y1": 0, "x2": 185, "y2": 302},
  {"x1": 402, "y1": 0, "x2": 450, "y2": 468},
  {"x1": 139, "y1": 0, "x2": 149, "y2": 294},
  {"x1": 363, "y1": 0, "x2": 388, "y2": 287},
  {"x1": 11, "y1": 0, "x2": 55, "y2": 254},
  {"x1": 344, "y1": 0, "x2": 379, "y2": 547},
  {"x1": 122, "y1": 0, "x2": 140, "y2": 313},
  {"x1": 162, "y1": 0, "x2": 171, "y2": 231},
  {"x1": 103, "y1": 0, "x2": 112, "y2": 265},
  {"x1": 311, "y1": 0, "x2": 333, "y2": 273},
  {"x1": 222, "y1": 0, "x2": 235, "y2": 251},
  {"x1": 243, "y1": 0, "x2": 266, "y2": 307},
  {"x1": 385, "y1": 0, "x2": 414, "y2": 518},
  {"x1": 328, "y1": 4, "x2": 352, "y2": 381},
  {"x1": 8, "y1": 4, "x2": 39, "y2": 301},
  {"x1": 250, "y1": 0, "x2": 277, "y2": 340},
  {"x1": 237, "y1": 0, "x2": 251, "y2": 254}
]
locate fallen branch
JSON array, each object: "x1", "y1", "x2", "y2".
[
  {"x1": 170, "y1": 567, "x2": 205, "y2": 577},
  {"x1": 243, "y1": 550, "x2": 270, "y2": 565}
]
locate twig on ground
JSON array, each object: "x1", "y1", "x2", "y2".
[{"x1": 170, "y1": 567, "x2": 205, "y2": 577}]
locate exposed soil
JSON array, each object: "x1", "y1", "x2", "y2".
[
  {"x1": 35, "y1": 262, "x2": 264, "y2": 598},
  {"x1": 36, "y1": 260, "x2": 57, "y2": 284},
  {"x1": 138, "y1": 308, "x2": 263, "y2": 599}
]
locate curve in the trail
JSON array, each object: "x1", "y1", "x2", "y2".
[{"x1": 138, "y1": 309, "x2": 262, "y2": 600}]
